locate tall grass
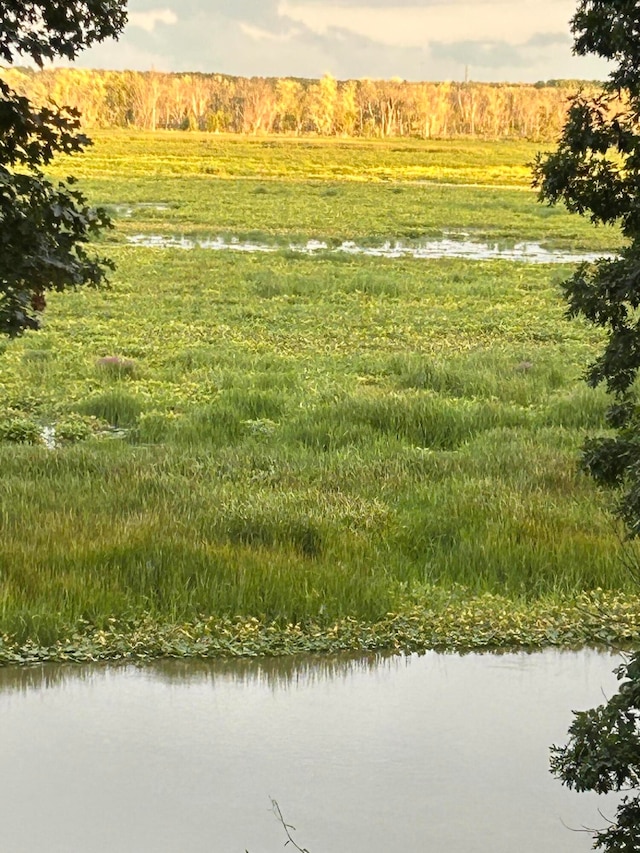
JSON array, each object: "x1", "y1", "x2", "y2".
[{"x1": 0, "y1": 425, "x2": 626, "y2": 648}]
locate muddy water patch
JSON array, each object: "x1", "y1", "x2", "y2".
[
  {"x1": 0, "y1": 649, "x2": 621, "y2": 853},
  {"x1": 126, "y1": 232, "x2": 615, "y2": 264}
]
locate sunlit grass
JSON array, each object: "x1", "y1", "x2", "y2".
[{"x1": 52, "y1": 131, "x2": 546, "y2": 185}]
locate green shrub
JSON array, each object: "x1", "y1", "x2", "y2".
[
  {"x1": 0, "y1": 414, "x2": 42, "y2": 444},
  {"x1": 55, "y1": 414, "x2": 98, "y2": 444}
]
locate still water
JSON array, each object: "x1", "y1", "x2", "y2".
[{"x1": 0, "y1": 650, "x2": 622, "y2": 853}]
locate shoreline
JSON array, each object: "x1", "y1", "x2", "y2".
[{"x1": 2, "y1": 588, "x2": 638, "y2": 666}]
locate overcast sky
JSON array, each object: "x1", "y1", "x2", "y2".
[{"x1": 73, "y1": 0, "x2": 610, "y2": 83}]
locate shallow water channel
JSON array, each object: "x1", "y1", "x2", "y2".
[{"x1": 0, "y1": 649, "x2": 621, "y2": 853}]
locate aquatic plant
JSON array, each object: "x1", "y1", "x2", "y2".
[{"x1": 1, "y1": 589, "x2": 639, "y2": 665}]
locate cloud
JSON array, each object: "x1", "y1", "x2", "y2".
[
  {"x1": 430, "y1": 40, "x2": 525, "y2": 69},
  {"x1": 128, "y1": 9, "x2": 178, "y2": 33},
  {"x1": 277, "y1": 1, "x2": 574, "y2": 46},
  {"x1": 71, "y1": 0, "x2": 610, "y2": 84},
  {"x1": 239, "y1": 22, "x2": 298, "y2": 42},
  {"x1": 71, "y1": 39, "x2": 173, "y2": 71},
  {"x1": 430, "y1": 31, "x2": 572, "y2": 71},
  {"x1": 525, "y1": 32, "x2": 571, "y2": 49}
]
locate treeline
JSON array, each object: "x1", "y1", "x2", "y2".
[{"x1": 1, "y1": 67, "x2": 600, "y2": 140}]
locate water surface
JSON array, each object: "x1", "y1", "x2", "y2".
[{"x1": 0, "y1": 650, "x2": 621, "y2": 852}]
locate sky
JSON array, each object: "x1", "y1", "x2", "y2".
[{"x1": 73, "y1": 0, "x2": 611, "y2": 84}]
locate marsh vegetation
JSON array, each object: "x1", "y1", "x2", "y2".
[{"x1": 0, "y1": 133, "x2": 636, "y2": 662}]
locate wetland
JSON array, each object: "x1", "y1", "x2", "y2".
[{"x1": 0, "y1": 132, "x2": 636, "y2": 661}]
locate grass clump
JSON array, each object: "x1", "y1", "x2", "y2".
[
  {"x1": 73, "y1": 390, "x2": 144, "y2": 427},
  {"x1": 96, "y1": 355, "x2": 138, "y2": 379},
  {"x1": 55, "y1": 414, "x2": 99, "y2": 444}
]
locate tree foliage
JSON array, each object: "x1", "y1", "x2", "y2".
[
  {"x1": 534, "y1": 3, "x2": 640, "y2": 849},
  {"x1": 0, "y1": 66, "x2": 594, "y2": 140},
  {"x1": 0, "y1": 0, "x2": 127, "y2": 336},
  {"x1": 0, "y1": 1, "x2": 127, "y2": 66},
  {"x1": 550, "y1": 654, "x2": 640, "y2": 851}
]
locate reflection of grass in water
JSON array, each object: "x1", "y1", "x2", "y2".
[
  {"x1": 0, "y1": 651, "x2": 396, "y2": 694},
  {"x1": 124, "y1": 233, "x2": 612, "y2": 263},
  {"x1": 0, "y1": 133, "x2": 631, "y2": 656}
]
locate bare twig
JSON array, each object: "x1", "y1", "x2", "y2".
[{"x1": 270, "y1": 799, "x2": 311, "y2": 853}]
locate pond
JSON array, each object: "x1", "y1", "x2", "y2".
[{"x1": 0, "y1": 649, "x2": 621, "y2": 852}]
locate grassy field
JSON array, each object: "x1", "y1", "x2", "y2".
[
  {"x1": 1, "y1": 132, "x2": 638, "y2": 663},
  {"x1": 55, "y1": 132, "x2": 545, "y2": 184}
]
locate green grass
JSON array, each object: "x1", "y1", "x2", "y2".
[{"x1": 0, "y1": 132, "x2": 636, "y2": 660}]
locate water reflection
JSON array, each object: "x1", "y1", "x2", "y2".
[
  {"x1": 0, "y1": 647, "x2": 572, "y2": 696},
  {"x1": 0, "y1": 650, "x2": 622, "y2": 853},
  {"x1": 0, "y1": 651, "x2": 394, "y2": 695}
]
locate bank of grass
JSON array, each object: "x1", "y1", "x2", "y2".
[{"x1": 0, "y1": 135, "x2": 635, "y2": 662}]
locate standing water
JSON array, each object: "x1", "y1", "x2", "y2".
[
  {"x1": 126, "y1": 233, "x2": 616, "y2": 264},
  {"x1": 0, "y1": 650, "x2": 621, "y2": 852}
]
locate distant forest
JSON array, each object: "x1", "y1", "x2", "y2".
[{"x1": 1, "y1": 68, "x2": 601, "y2": 140}]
